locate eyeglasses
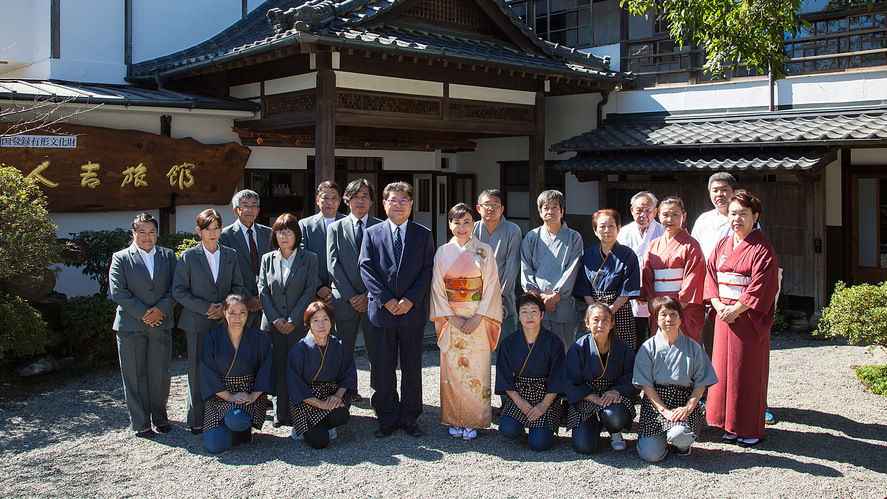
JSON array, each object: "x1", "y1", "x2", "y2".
[
  {"x1": 276, "y1": 230, "x2": 294, "y2": 236},
  {"x1": 386, "y1": 198, "x2": 412, "y2": 206},
  {"x1": 238, "y1": 204, "x2": 259, "y2": 211},
  {"x1": 479, "y1": 203, "x2": 502, "y2": 209}
]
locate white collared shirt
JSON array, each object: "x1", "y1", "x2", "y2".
[
  {"x1": 349, "y1": 213, "x2": 369, "y2": 236},
  {"x1": 136, "y1": 246, "x2": 156, "y2": 280},
  {"x1": 202, "y1": 244, "x2": 221, "y2": 283},
  {"x1": 323, "y1": 217, "x2": 336, "y2": 231},
  {"x1": 280, "y1": 249, "x2": 298, "y2": 282},
  {"x1": 691, "y1": 208, "x2": 732, "y2": 259},
  {"x1": 388, "y1": 219, "x2": 408, "y2": 266},
  {"x1": 236, "y1": 219, "x2": 257, "y2": 252}
]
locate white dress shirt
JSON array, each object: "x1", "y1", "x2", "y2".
[
  {"x1": 136, "y1": 246, "x2": 156, "y2": 280},
  {"x1": 202, "y1": 244, "x2": 221, "y2": 283}
]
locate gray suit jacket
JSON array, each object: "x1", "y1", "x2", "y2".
[
  {"x1": 172, "y1": 244, "x2": 247, "y2": 333},
  {"x1": 109, "y1": 244, "x2": 177, "y2": 331},
  {"x1": 327, "y1": 215, "x2": 382, "y2": 321},
  {"x1": 219, "y1": 221, "x2": 272, "y2": 298},
  {"x1": 299, "y1": 212, "x2": 344, "y2": 291},
  {"x1": 257, "y1": 249, "x2": 318, "y2": 331}
]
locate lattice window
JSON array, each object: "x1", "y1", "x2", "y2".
[
  {"x1": 402, "y1": 0, "x2": 493, "y2": 32},
  {"x1": 264, "y1": 90, "x2": 315, "y2": 116},
  {"x1": 449, "y1": 101, "x2": 534, "y2": 121},
  {"x1": 336, "y1": 91, "x2": 442, "y2": 116}
]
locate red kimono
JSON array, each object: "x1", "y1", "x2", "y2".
[
  {"x1": 640, "y1": 229, "x2": 706, "y2": 343},
  {"x1": 704, "y1": 229, "x2": 779, "y2": 439}
]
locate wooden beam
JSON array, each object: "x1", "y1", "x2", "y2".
[
  {"x1": 51, "y1": 0, "x2": 60, "y2": 59},
  {"x1": 528, "y1": 91, "x2": 545, "y2": 228},
  {"x1": 315, "y1": 60, "x2": 336, "y2": 197}
]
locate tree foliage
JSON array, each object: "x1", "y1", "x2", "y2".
[
  {"x1": 0, "y1": 165, "x2": 60, "y2": 282},
  {"x1": 816, "y1": 281, "x2": 887, "y2": 350},
  {"x1": 0, "y1": 292, "x2": 48, "y2": 363},
  {"x1": 65, "y1": 228, "x2": 131, "y2": 297},
  {"x1": 621, "y1": 0, "x2": 802, "y2": 78}
]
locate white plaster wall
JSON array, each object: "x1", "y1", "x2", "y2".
[
  {"x1": 60, "y1": 0, "x2": 124, "y2": 66},
  {"x1": 246, "y1": 147, "x2": 309, "y2": 170},
  {"x1": 610, "y1": 68, "x2": 887, "y2": 115},
  {"x1": 851, "y1": 148, "x2": 887, "y2": 166},
  {"x1": 0, "y1": 1, "x2": 39, "y2": 65},
  {"x1": 131, "y1": 0, "x2": 242, "y2": 63},
  {"x1": 566, "y1": 173, "x2": 598, "y2": 215},
  {"x1": 546, "y1": 92, "x2": 601, "y2": 152}
]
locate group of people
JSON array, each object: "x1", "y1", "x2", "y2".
[{"x1": 109, "y1": 172, "x2": 780, "y2": 461}]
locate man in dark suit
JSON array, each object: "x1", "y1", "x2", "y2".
[
  {"x1": 299, "y1": 181, "x2": 344, "y2": 303},
  {"x1": 359, "y1": 181, "x2": 435, "y2": 438},
  {"x1": 220, "y1": 189, "x2": 272, "y2": 330},
  {"x1": 327, "y1": 179, "x2": 382, "y2": 396},
  {"x1": 109, "y1": 213, "x2": 177, "y2": 438}
]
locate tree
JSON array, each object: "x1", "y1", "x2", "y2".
[
  {"x1": 0, "y1": 165, "x2": 60, "y2": 283},
  {"x1": 620, "y1": 0, "x2": 876, "y2": 78},
  {"x1": 1, "y1": 93, "x2": 99, "y2": 138}
]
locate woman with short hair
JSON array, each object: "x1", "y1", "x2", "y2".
[{"x1": 633, "y1": 296, "x2": 718, "y2": 462}]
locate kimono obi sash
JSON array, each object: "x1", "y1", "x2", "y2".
[
  {"x1": 652, "y1": 268, "x2": 684, "y2": 293},
  {"x1": 717, "y1": 272, "x2": 751, "y2": 301},
  {"x1": 444, "y1": 277, "x2": 483, "y2": 303}
]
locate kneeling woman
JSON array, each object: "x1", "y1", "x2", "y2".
[
  {"x1": 495, "y1": 291, "x2": 564, "y2": 450},
  {"x1": 633, "y1": 296, "x2": 718, "y2": 462},
  {"x1": 564, "y1": 303, "x2": 637, "y2": 454},
  {"x1": 287, "y1": 301, "x2": 357, "y2": 449},
  {"x1": 200, "y1": 294, "x2": 275, "y2": 454}
]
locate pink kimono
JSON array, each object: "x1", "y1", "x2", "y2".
[
  {"x1": 430, "y1": 237, "x2": 502, "y2": 429},
  {"x1": 641, "y1": 229, "x2": 706, "y2": 343}
]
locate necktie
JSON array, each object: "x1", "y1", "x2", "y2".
[
  {"x1": 355, "y1": 219, "x2": 364, "y2": 248},
  {"x1": 393, "y1": 226, "x2": 402, "y2": 267},
  {"x1": 247, "y1": 227, "x2": 259, "y2": 275}
]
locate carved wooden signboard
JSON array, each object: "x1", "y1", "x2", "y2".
[{"x1": 0, "y1": 123, "x2": 251, "y2": 212}]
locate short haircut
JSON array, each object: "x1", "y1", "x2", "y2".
[
  {"x1": 316, "y1": 181, "x2": 342, "y2": 198},
  {"x1": 131, "y1": 212, "x2": 158, "y2": 231},
  {"x1": 584, "y1": 302, "x2": 617, "y2": 341},
  {"x1": 659, "y1": 196, "x2": 685, "y2": 213},
  {"x1": 477, "y1": 189, "x2": 504, "y2": 205},
  {"x1": 231, "y1": 189, "x2": 260, "y2": 209},
  {"x1": 270, "y1": 213, "x2": 301, "y2": 250},
  {"x1": 708, "y1": 172, "x2": 738, "y2": 191},
  {"x1": 537, "y1": 189, "x2": 565, "y2": 212},
  {"x1": 196, "y1": 209, "x2": 223, "y2": 230},
  {"x1": 343, "y1": 178, "x2": 375, "y2": 204},
  {"x1": 729, "y1": 189, "x2": 762, "y2": 216},
  {"x1": 304, "y1": 300, "x2": 335, "y2": 326},
  {"x1": 592, "y1": 208, "x2": 621, "y2": 229},
  {"x1": 630, "y1": 191, "x2": 658, "y2": 208},
  {"x1": 223, "y1": 293, "x2": 249, "y2": 314},
  {"x1": 447, "y1": 203, "x2": 475, "y2": 223},
  {"x1": 516, "y1": 290, "x2": 545, "y2": 314},
  {"x1": 650, "y1": 295, "x2": 683, "y2": 321},
  {"x1": 382, "y1": 181, "x2": 413, "y2": 200}
]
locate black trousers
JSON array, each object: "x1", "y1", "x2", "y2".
[{"x1": 370, "y1": 325, "x2": 424, "y2": 427}]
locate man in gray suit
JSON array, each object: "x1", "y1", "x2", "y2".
[
  {"x1": 220, "y1": 189, "x2": 272, "y2": 330},
  {"x1": 109, "y1": 213, "x2": 177, "y2": 438},
  {"x1": 299, "y1": 181, "x2": 344, "y2": 302},
  {"x1": 327, "y1": 179, "x2": 382, "y2": 394}
]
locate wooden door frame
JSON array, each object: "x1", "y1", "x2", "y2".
[{"x1": 849, "y1": 169, "x2": 887, "y2": 285}]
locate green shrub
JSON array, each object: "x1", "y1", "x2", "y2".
[
  {"x1": 772, "y1": 308, "x2": 789, "y2": 333},
  {"x1": 64, "y1": 229, "x2": 131, "y2": 296},
  {"x1": 60, "y1": 295, "x2": 118, "y2": 364},
  {"x1": 815, "y1": 281, "x2": 887, "y2": 349},
  {"x1": 0, "y1": 292, "x2": 48, "y2": 362},
  {"x1": 856, "y1": 365, "x2": 887, "y2": 397},
  {"x1": 157, "y1": 231, "x2": 199, "y2": 258},
  {"x1": 0, "y1": 166, "x2": 60, "y2": 283}
]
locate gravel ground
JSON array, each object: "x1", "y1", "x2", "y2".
[{"x1": 1, "y1": 332, "x2": 885, "y2": 498}]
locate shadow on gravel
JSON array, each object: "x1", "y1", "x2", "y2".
[{"x1": 688, "y1": 445, "x2": 842, "y2": 476}]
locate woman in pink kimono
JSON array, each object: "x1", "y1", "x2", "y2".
[
  {"x1": 640, "y1": 196, "x2": 706, "y2": 343},
  {"x1": 431, "y1": 203, "x2": 503, "y2": 440}
]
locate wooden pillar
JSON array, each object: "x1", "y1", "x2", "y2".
[
  {"x1": 315, "y1": 56, "x2": 336, "y2": 198},
  {"x1": 528, "y1": 91, "x2": 545, "y2": 228}
]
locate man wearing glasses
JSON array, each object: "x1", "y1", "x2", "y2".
[
  {"x1": 616, "y1": 191, "x2": 664, "y2": 348},
  {"x1": 220, "y1": 189, "x2": 272, "y2": 329},
  {"x1": 359, "y1": 181, "x2": 435, "y2": 438},
  {"x1": 472, "y1": 189, "x2": 522, "y2": 345}
]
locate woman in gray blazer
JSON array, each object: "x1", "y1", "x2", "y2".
[
  {"x1": 109, "y1": 213, "x2": 177, "y2": 439},
  {"x1": 172, "y1": 209, "x2": 247, "y2": 434},
  {"x1": 258, "y1": 213, "x2": 319, "y2": 426}
]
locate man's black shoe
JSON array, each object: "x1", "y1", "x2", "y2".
[
  {"x1": 402, "y1": 422, "x2": 424, "y2": 438},
  {"x1": 374, "y1": 424, "x2": 397, "y2": 438}
]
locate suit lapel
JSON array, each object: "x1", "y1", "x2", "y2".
[
  {"x1": 152, "y1": 249, "x2": 165, "y2": 285},
  {"x1": 230, "y1": 224, "x2": 251, "y2": 256},
  {"x1": 283, "y1": 250, "x2": 304, "y2": 288},
  {"x1": 128, "y1": 245, "x2": 152, "y2": 282},
  {"x1": 343, "y1": 218, "x2": 358, "y2": 251},
  {"x1": 196, "y1": 244, "x2": 214, "y2": 284}
]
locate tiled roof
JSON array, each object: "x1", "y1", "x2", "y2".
[
  {"x1": 554, "y1": 147, "x2": 836, "y2": 173},
  {"x1": 0, "y1": 79, "x2": 258, "y2": 112},
  {"x1": 130, "y1": 0, "x2": 629, "y2": 84},
  {"x1": 551, "y1": 109, "x2": 887, "y2": 152}
]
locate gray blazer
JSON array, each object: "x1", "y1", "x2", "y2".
[
  {"x1": 257, "y1": 249, "x2": 319, "y2": 331},
  {"x1": 299, "y1": 212, "x2": 344, "y2": 291},
  {"x1": 172, "y1": 244, "x2": 247, "y2": 333},
  {"x1": 327, "y1": 215, "x2": 382, "y2": 321},
  {"x1": 109, "y1": 244, "x2": 177, "y2": 331},
  {"x1": 219, "y1": 221, "x2": 272, "y2": 298}
]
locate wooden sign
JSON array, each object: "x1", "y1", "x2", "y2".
[{"x1": 0, "y1": 123, "x2": 251, "y2": 212}]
